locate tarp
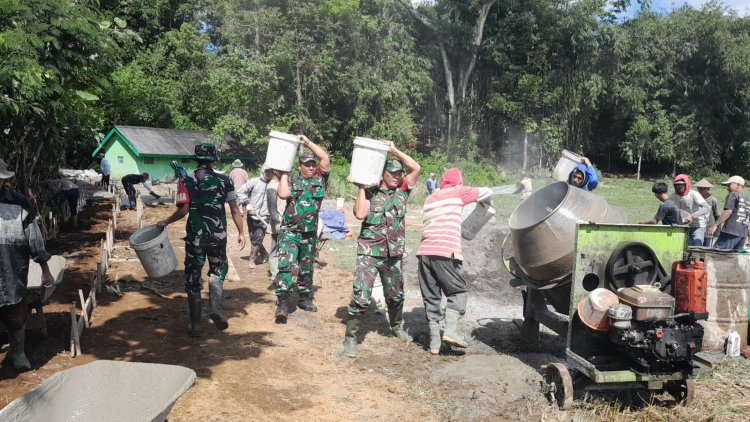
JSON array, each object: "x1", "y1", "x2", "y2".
[{"x1": 319, "y1": 208, "x2": 349, "y2": 240}]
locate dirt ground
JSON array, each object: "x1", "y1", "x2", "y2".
[{"x1": 0, "y1": 188, "x2": 600, "y2": 422}]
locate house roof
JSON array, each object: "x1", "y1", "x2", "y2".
[{"x1": 91, "y1": 125, "x2": 256, "y2": 159}]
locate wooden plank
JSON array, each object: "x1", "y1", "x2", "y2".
[
  {"x1": 78, "y1": 289, "x2": 89, "y2": 328},
  {"x1": 70, "y1": 303, "x2": 79, "y2": 357}
]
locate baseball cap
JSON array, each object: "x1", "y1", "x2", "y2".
[
  {"x1": 0, "y1": 159, "x2": 14, "y2": 179},
  {"x1": 300, "y1": 153, "x2": 317, "y2": 164},
  {"x1": 721, "y1": 175, "x2": 745, "y2": 186},
  {"x1": 385, "y1": 159, "x2": 404, "y2": 173}
]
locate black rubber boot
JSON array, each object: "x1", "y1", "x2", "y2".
[
  {"x1": 342, "y1": 317, "x2": 359, "y2": 358},
  {"x1": 388, "y1": 304, "x2": 412, "y2": 342},
  {"x1": 2, "y1": 328, "x2": 31, "y2": 370},
  {"x1": 275, "y1": 294, "x2": 289, "y2": 323},
  {"x1": 208, "y1": 277, "x2": 228, "y2": 330},
  {"x1": 187, "y1": 292, "x2": 202, "y2": 337},
  {"x1": 298, "y1": 293, "x2": 318, "y2": 312}
]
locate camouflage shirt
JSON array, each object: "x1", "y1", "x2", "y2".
[
  {"x1": 357, "y1": 181, "x2": 412, "y2": 257},
  {"x1": 177, "y1": 166, "x2": 237, "y2": 247},
  {"x1": 281, "y1": 169, "x2": 329, "y2": 233}
]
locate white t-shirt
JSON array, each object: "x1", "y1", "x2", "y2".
[{"x1": 669, "y1": 190, "x2": 708, "y2": 228}]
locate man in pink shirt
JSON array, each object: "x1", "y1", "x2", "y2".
[
  {"x1": 416, "y1": 168, "x2": 491, "y2": 355},
  {"x1": 229, "y1": 159, "x2": 249, "y2": 192}
]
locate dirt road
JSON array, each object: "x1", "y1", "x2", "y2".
[{"x1": 0, "y1": 196, "x2": 556, "y2": 421}]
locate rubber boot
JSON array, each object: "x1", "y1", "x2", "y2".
[
  {"x1": 275, "y1": 294, "x2": 289, "y2": 323},
  {"x1": 187, "y1": 292, "x2": 202, "y2": 337},
  {"x1": 208, "y1": 276, "x2": 228, "y2": 330},
  {"x1": 429, "y1": 321, "x2": 442, "y2": 355},
  {"x1": 442, "y1": 308, "x2": 467, "y2": 348},
  {"x1": 3, "y1": 328, "x2": 31, "y2": 370},
  {"x1": 298, "y1": 293, "x2": 318, "y2": 312},
  {"x1": 71, "y1": 215, "x2": 78, "y2": 228},
  {"x1": 342, "y1": 317, "x2": 360, "y2": 358},
  {"x1": 248, "y1": 245, "x2": 260, "y2": 268},
  {"x1": 387, "y1": 304, "x2": 412, "y2": 342}
]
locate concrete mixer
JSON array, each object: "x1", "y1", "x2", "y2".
[{"x1": 504, "y1": 181, "x2": 708, "y2": 408}]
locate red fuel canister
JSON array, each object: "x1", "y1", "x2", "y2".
[{"x1": 672, "y1": 259, "x2": 708, "y2": 314}]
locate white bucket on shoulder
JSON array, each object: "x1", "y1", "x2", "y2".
[
  {"x1": 264, "y1": 131, "x2": 300, "y2": 172},
  {"x1": 349, "y1": 137, "x2": 390, "y2": 186},
  {"x1": 552, "y1": 149, "x2": 582, "y2": 182},
  {"x1": 129, "y1": 225, "x2": 178, "y2": 278}
]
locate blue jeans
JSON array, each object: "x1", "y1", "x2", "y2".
[
  {"x1": 688, "y1": 227, "x2": 705, "y2": 247},
  {"x1": 702, "y1": 236, "x2": 715, "y2": 247},
  {"x1": 714, "y1": 233, "x2": 746, "y2": 250}
]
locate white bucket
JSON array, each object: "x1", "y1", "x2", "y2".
[
  {"x1": 552, "y1": 149, "x2": 582, "y2": 182},
  {"x1": 264, "y1": 131, "x2": 300, "y2": 172},
  {"x1": 349, "y1": 137, "x2": 390, "y2": 186},
  {"x1": 461, "y1": 201, "x2": 496, "y2": 240},
  {"x1": 129, "y1": 225, "x2": 178, "y2": 278}
]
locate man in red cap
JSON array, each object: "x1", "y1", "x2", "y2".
[
  {"x1": 708, "y1": 175, "x2": 749, "y2": 250},
  {"x1": 670, "y1": 174, "x2": 710, "y2": 246},
  {"x1": 414, "y1": 168, "x2": 491, "y2": 354}
]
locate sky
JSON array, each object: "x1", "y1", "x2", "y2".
[{"x1": 623, "y1": 0, "x2": 750, "y2": 17}]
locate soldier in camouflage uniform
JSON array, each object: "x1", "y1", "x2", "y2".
[
  {"x1": 342, "y1": 141, "x2": 421, "y2": 358},
  {"x1": 273, "y1": 135, "x2": 330, "y2": 323},
  {"x1": 157, "y1": 143, "x2": 247, "y2": 337}
]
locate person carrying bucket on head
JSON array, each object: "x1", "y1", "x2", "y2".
[
  {"x1": 342, "y1": 141, "x2": 421, "y2": 358},
  {"x1": 416, "y1": 168, "x2": 492, "y2": 355},
  {"x1": 156, "y1": 143, "x2": 247, "y2": 337},
  {"x1": 273, "y1": 135, "x2": 330, "y2": 323},
  {"x1": 567, "y1": 156, "x2": 598, "y2": 191},
  {"x1": 237, "y1": 166, "x2": 276, "y2": 268},
  {"x1": 0, "y1": 159, "x2": 54, "y2": 370}
]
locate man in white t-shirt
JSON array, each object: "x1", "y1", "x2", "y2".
[{"x1": 670, "y1": 174, "x2": 710, "y2": 246}]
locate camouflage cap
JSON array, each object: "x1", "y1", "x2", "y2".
[
  {"x1": 385, "y1": 159, "x2": 404, "y2": 173},
  {"x1": 300, "y1": 153, "x2": 317, "y2": 164},
  {"x1": 192, "y1": 143, "x2": 219, "y2": 161}
]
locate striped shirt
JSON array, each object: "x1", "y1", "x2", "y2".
[{"x1": 416, "y1": 186, "x2": 479, "y2": 260}]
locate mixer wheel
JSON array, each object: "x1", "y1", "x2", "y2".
[
  {"x1": 542, "y1": 363, "x2": 573, "y2": 410},
  {"x1": 666, "y1": 379, "x2": 695, "y2": 406},
  {"x1": 606, "y1": 242, "x2": 662, "y2": 289}
]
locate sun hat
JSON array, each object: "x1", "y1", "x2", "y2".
[
  {"x1": 695, "y1": 178, "x2": 713, "y2": 189},
  {"x1": 0, "y1": 159, "x2": 15, "y2": 179},
  {"x1": 231, "y1": 159, "x2": 243, "y2": 168}
]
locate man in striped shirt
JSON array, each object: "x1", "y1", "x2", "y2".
[{"x1": 416, "y1": 168, "x2": 491, "y2": 354}]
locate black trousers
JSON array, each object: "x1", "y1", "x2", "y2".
[{"x1": 417, "y1": 255, "x2": 467, "y2": 322}]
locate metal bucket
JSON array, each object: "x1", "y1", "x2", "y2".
[
  {"x1": 690, "y1": 249, "x2": 750, "y2": 351},
  {"x1": 509, "y1": 181, "x2": 627, "y2": 286}
]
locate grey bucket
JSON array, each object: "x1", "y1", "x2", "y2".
[{"x1": 129, "y1": 225, "x2": 178, "y2": 278}]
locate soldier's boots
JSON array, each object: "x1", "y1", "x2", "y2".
[
  {"x1": 208, "y1": 277, "x2": 229, "y2": 330},
  {"x1": 275, "y1": 294, "x2": 289, "y2": 323},
  {"x1": 342, "y1": 317, "x2": 360, "y2": 358},
  {"x1": 387, "y1": 304, "x2": 412, "y2": 342},
  {"x1": 71, "y1": 215, "x2": 78, "y2": 228},
  {"x1": 442, "y1": 308, "x2": 468, "y2": 348},
  {"x1": 429, "y1": 321, "x2": 442, "y2": 355},
  {"x1": 187, "y1": 291, "x2": 202, "y2": 337},
  {"x1": 297, "y1": 294, "x2": 318, "y2": 312},
  {"x1": 2, "y1": 328, "x2": 31, "y2": 370}
]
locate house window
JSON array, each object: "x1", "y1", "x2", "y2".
[
  {"x1": 143, "y1": 157, "x2": 155, "y2": 164},
  {"x1": 117, "y1": 156, "x2": 124, "y2": 164}
]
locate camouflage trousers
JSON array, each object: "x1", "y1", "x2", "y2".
[
  {"x1": 184, "y1": 242, "x2": 228, "y2": 294},
  {"x1": 347, "y1": 255, "x2": 404, "y2": 316},
  {"x1": 273, "y1": 230, "x2": 317, "y2": 297}
]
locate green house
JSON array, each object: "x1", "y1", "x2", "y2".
[{"x1": 91, "y1": 126, "x2": 255, "y2": 180}]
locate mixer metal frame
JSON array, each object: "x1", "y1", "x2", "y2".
[{"x1": 525, "y1": 224, "x2": 705, "y2": 408}]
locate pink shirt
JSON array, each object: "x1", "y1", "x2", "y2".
[
  {"x1": 229, "y1": 168, "x2": 248, "y2": 190},
  {"x1": 416, "y1": 186, "x2": 479, "y2": 260}
]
